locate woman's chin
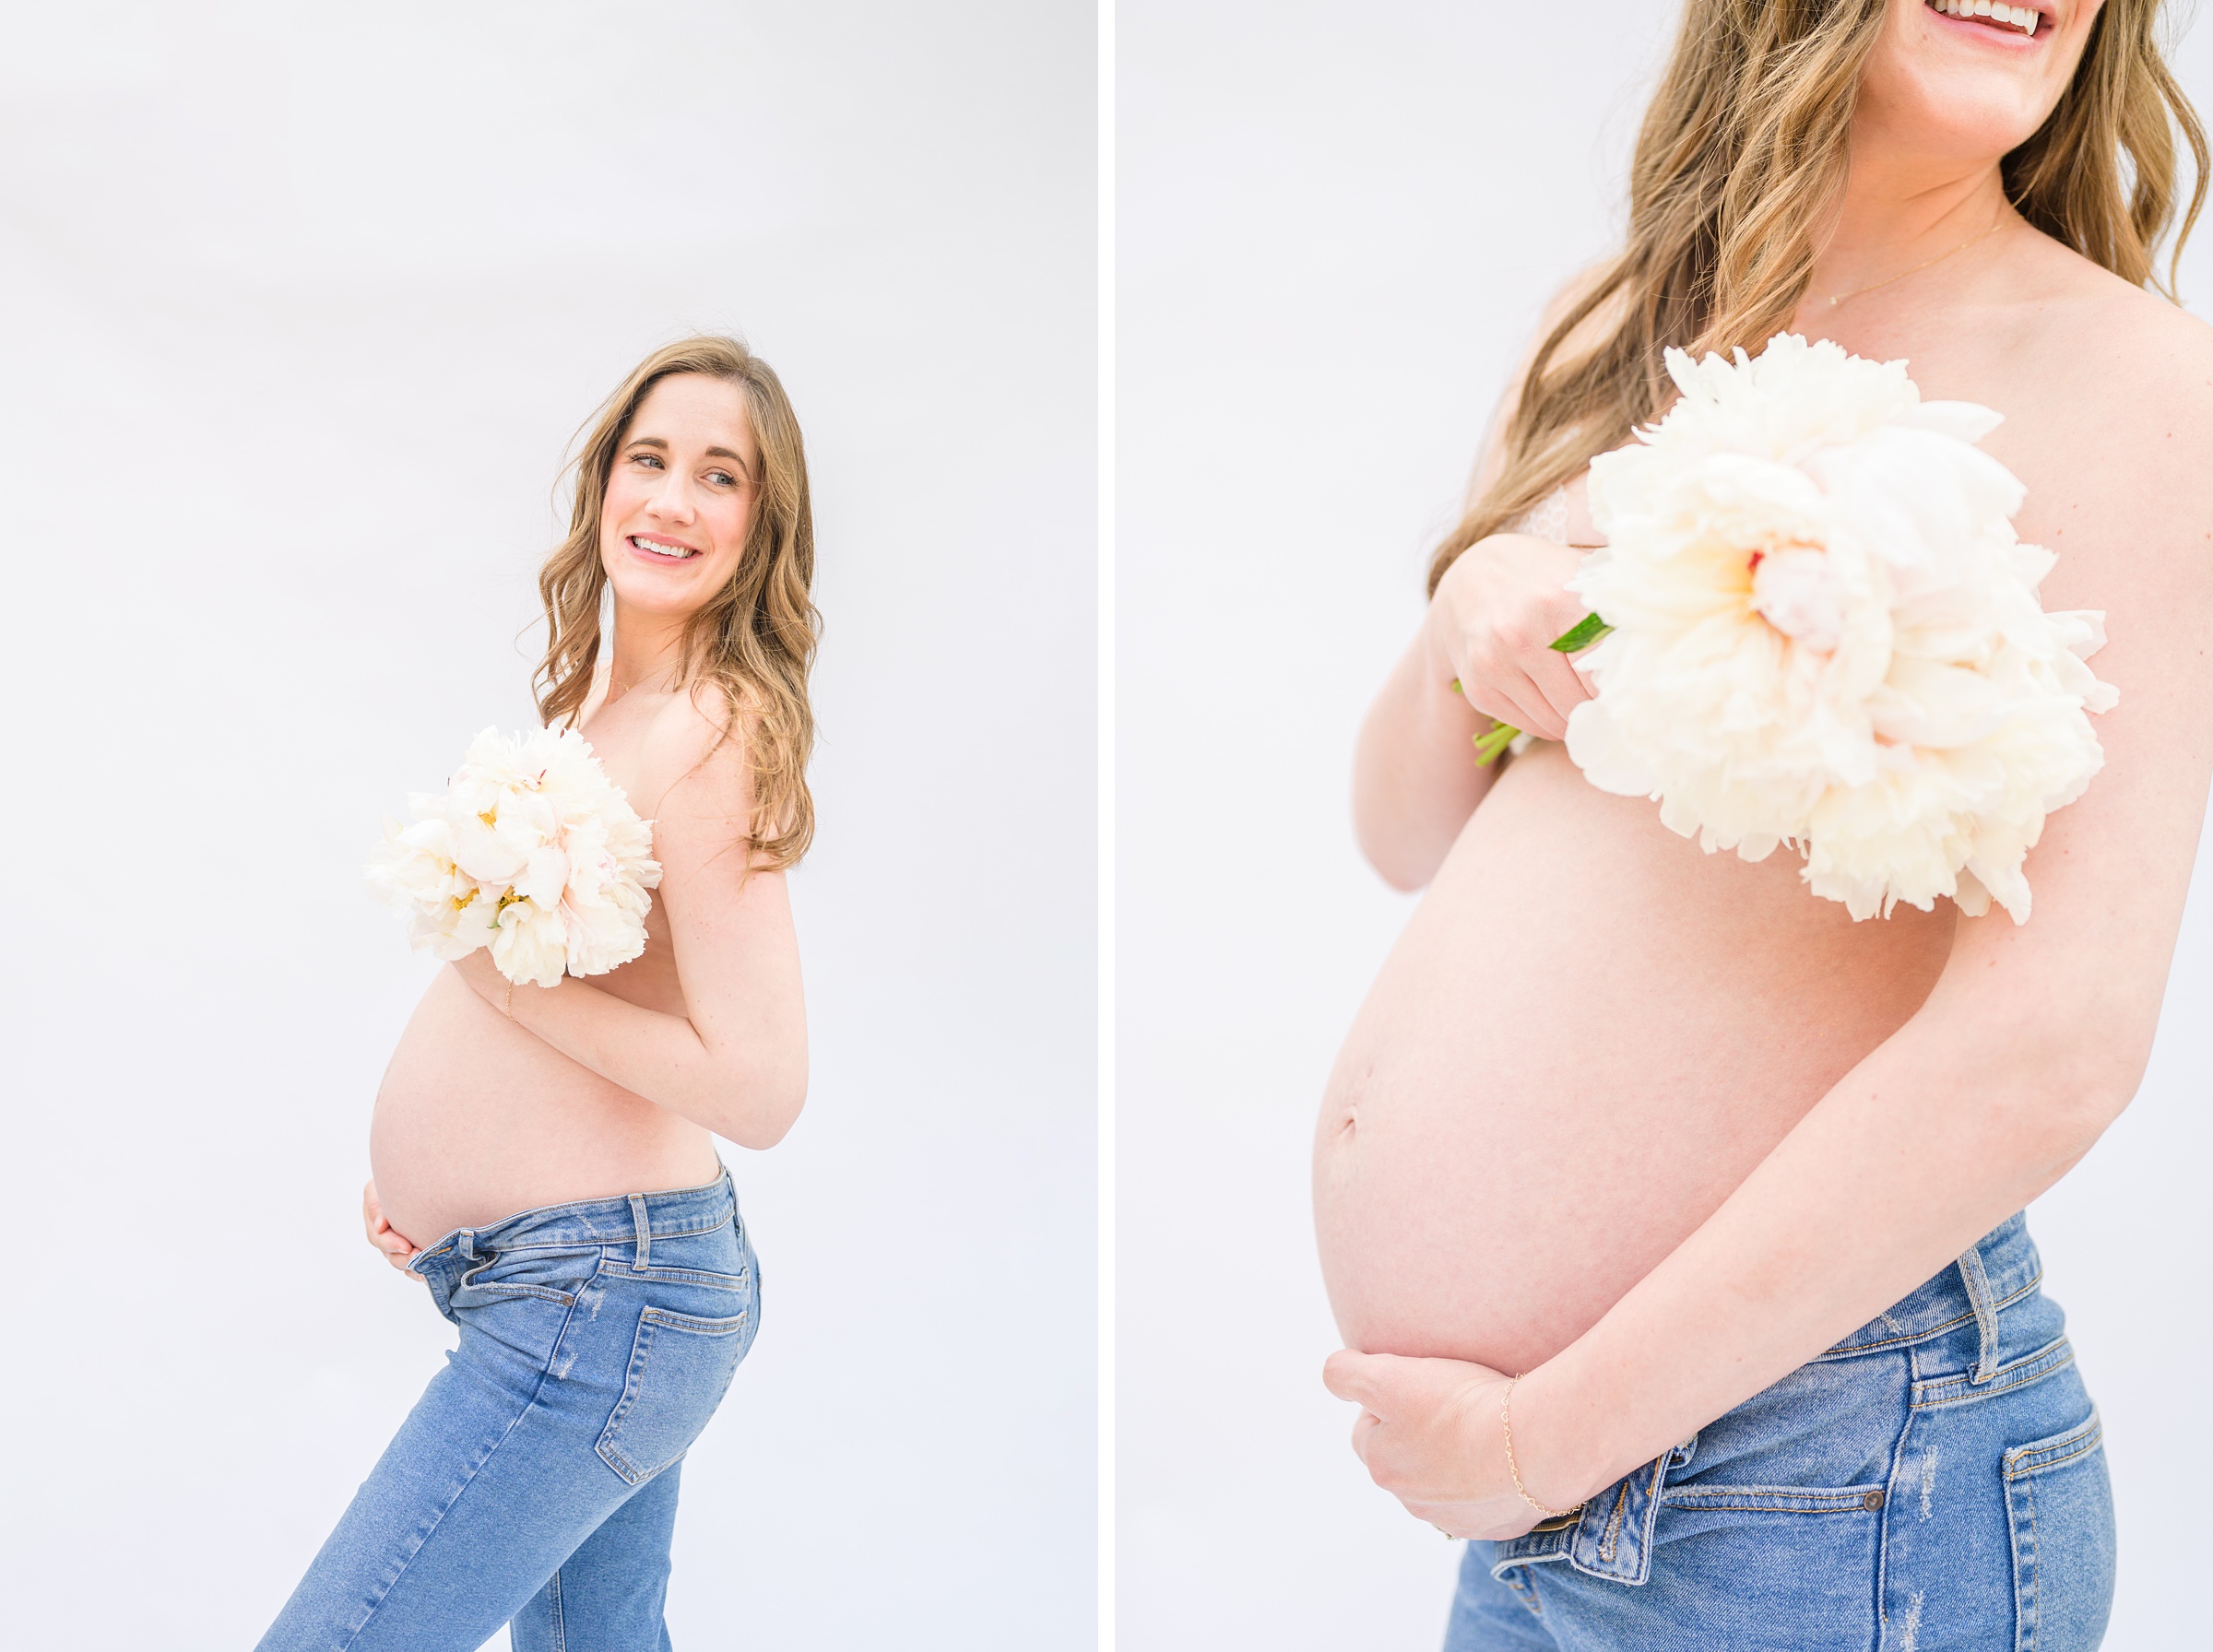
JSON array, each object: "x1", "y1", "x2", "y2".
[
  {"x1": 1866, "y1": 78, "x2": 2050, "y2": 161},
  {"x1": 603, "y1": 569, "x2": 715, "y2": 622}
]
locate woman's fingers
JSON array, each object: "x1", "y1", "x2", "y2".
[
  {"x1": 376, "y1": 1229, "x2": 421, "y2": 1273},
  {"x1": 1349, "y1": 1409, "x2": 1380, "y2": 1466},
  {"x1": 362, "y1": 1177, "x2": 423, "y2": 1274},
  {"x1": 1447, "y1": 610, "x2": 1596, "y2": 743},
  {"x1": 1456, "y1": 660, "x2": 1564, "y2": 744},
  {"x1": 1527, "y1": 644, "x2": 1595, "y2": 733},
  {"x1": 1321, "y1": 1348, "x2": 1390, "y2": 1409},
  {"x1": 1428, "y1": 532, "x2": 1598, "y2": 743}
]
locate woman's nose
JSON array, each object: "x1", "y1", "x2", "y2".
[{"x1": 646, "y1": 471, "x2": 699, "y2": 524}]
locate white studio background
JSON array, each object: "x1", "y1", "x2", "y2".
[
  {"x1": 0, "y1": 5, "x2": 1094, "y2": 1648},
  {"x1": 1119, "y1": 3, "x2": 2213, "y2": 1648}
]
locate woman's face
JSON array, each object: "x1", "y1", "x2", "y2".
[
  {"x1": 598, "y1": 372, "x2": 760, "y2": 622},
  {"x1": 1858, "y1": 0, "x2": 2106, "y2": 168}
]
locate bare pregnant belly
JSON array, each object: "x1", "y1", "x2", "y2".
[
  {"x1": 1313, "y1": 743, "x2": 1954, "y2": 1377},
  {"x1": 370, "y1": 968, "x2": 718, "y2": 1248}
]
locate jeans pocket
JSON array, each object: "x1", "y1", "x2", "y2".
[
  {"x1": 2005, "y1": 1410, "x2": 2115, "y2": 1652},
  {"x1": 456, "y1": 1244, "x2": 601, "y2": 1304},
  {"x1": 595, "y1": 1304, "x2": 754, "y2": 1486}
]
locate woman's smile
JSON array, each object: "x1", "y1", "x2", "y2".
[
  {"x1": 625, "y1": 532, "x2": 703, "y2": 563},
  {"x1": 1923, "y1": 0, "x2": 2048, "y2": 41}
]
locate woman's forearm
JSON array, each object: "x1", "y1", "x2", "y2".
[
  {"x1": 1353, "y1": 628, "x2": 1496, "y2": 889},
  {"x1": 1511, "y1": 995, "x2": 2127, "y2": 1509},
  {"x1": 496, "y1": 970, "x2": 807, "y2": 1150}
]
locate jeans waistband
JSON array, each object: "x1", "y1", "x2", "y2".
[
  {"x1": 409, "y1": 1165, "x2": 739, "y2": 1268},
  {"x1": 1817, "y1": 1210, "x2": 2039, "y2": 1378},
  {"x1": 1491, "y1": 1210, "x2": 2042, "y2": 1587}
]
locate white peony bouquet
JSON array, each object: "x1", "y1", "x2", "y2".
[
  {"x1": 1493, "y1": 333, "x2": 2113, "y2": 924},
  {"x1": 366, "y1": 726, "x2": 662, "y2": 987}
]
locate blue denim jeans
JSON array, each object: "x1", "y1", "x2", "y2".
[
  {"x1": 1447, "y1": 1214, "x2": 2114, "y2": 1651},
  {"x1": 258, "y1": 1169, "x2": 760, "y2": 1652}
]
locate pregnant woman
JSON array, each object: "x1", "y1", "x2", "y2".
[
  {"x1": 1319, "y1": 3, "x2": 2213, "y2": 1647},
  {"x1": 260, "y1": 336, "x2": 815, "y2": 1652}
]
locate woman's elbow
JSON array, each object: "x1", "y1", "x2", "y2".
[
  {"x1": 1354, "y1": 807, "x2": 1444, "y2": 892},
  {"x1": 1987, "y1": 1015, "x2": 2149, "y2": 1168},
  {"x1": 712, "y1": 1050, "x2": 809, "y2": 1150}
]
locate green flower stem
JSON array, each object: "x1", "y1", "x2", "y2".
[
  {"x1": 1472, "y1": 722, "x2": 1521, "y2": 765},
  {"x1": 1549, "y1": 612, "x2": 1610, "y2": 653},
  {"x1": 1448, "y1": 615, "x2": 1612, "y2": 768}
]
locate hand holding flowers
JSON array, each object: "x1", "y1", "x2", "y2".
[
  {"x1": 1426, "y1": 531, "x2": 1594, "y2": 749},
  {"x1": 366, "y1": 726, "x2": 663, "y2": 989}
]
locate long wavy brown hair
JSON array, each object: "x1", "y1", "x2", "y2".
[
  {"x1": 1430, "y1": 0, "x2": 2207, "y2": 594},
  {"x1": 534, "y1": 336, "x2": 819, "y2": 868}
]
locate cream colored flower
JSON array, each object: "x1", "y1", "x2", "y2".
[
  {"x1": 490, "y1": 894, "x2": 571, "y2": 990},
  {"x1": 1564, "y1": 334, "x2": 2114, "y2": 923},
  {"x1": 366, "y1": 726, "x2": 664, "y2": 982}
]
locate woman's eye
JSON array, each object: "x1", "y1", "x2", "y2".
[
  {"x1": 632, "y1": 452, "x2": 663, "y2": 470},
  {"x1": 707, "y1": 470, "x2": 737, "y2": 488}
]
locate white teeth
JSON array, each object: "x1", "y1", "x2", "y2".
[
  {"x1": 633, "y1": 537, "x2": 696, "y2": 559},
  {"x1": 1931, "y1": 0, "x2": 2035, "y2": 30}
]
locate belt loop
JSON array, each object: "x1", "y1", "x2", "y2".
[
  {"x1": 457, "y1": 1230, "x2": 478, "y2": 1262},
  {"x1": 629, "y1": 1194, "x2": 652, "y2": 1272},
  {"x1": 1957, "y1": 1241, "x2": 1999, "y2": 1384}
]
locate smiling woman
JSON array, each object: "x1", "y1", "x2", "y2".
[{"x1": 262, "y1": 336, "x2": 817, "y2": 1652}]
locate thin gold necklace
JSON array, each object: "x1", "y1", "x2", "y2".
[
  {"x1": 1823, "y1": 210, "x2": 2006, "y2": 309},
  {"x1": 607, "y1": 656, "x2": 680, "y2": 703}
]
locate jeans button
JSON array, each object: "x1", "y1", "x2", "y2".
[{"x1": 1863, "y1": 1489, "x2": 1886, "y2": 1511}]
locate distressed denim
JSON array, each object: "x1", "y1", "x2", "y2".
[
  {"x1": 1448, "y1": 1213, "x2": 2114, "y2": 1651},
  {"x1": 258, "y1": 1169, "x2": 760, "y2": 1652}
]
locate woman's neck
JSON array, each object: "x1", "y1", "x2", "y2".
[
  {"x1": 607, "y1": 600, "x2": 691, "y2": 700},
  {"x1": 1808, "y1": 153, "x2": 2013, "y2": 305}
]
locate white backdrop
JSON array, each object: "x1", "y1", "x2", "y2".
[
  {"x1": 0, "y1": 5, "x2": 1094, "y2": 1648},
  {"x1": 1119, "y1": 3, "x2": 2213, "y2": 1647}
]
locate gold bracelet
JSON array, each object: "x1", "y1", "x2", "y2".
[{"x1": 1501, "y1": 1375, "x2": 1582, "y2": 1520}]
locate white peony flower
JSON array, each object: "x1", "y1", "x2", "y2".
[
  {"x1": 1562, "y1": 333, "x2": 2114, "y2": 923},
  {"x1": 490, "y1": 894, "x2": 572, "y2": 990},
  {"x1": 365, "y1": 726, "x2": 664, "y2": 984}
]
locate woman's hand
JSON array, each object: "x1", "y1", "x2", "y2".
[
  {"x1": 362, "y1": 1179, "x2": 422, "y2": 1276},
  {"x1": 1324, "y1": 1349, "x2": 1580, "y2": 1541},
  {"x1": 1424, "y1": 533, "x2": 1595, "y2": 742}
]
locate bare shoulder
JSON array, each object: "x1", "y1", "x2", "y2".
[
  {"x1": 633, "y1": 680, "x2": 757, "y2": 823},
  {"x1": 1995, "y1": 240, "x2": 2213, "y2": 577},
  {"x1": 2014, "y1": 237, "x2": 2213, "y2": 434}
]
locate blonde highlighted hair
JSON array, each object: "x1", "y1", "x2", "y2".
[
  {"x1": 534, "y1": 336, "x2": 820, "y2": 868},
  {"x1": 1431, "y1": 0, "x2": 2207, "y2": 594}
]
